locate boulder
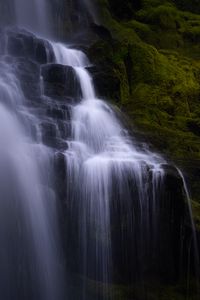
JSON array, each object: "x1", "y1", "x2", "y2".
[
  {"x1": 41, "y1": 64, "x2": 82, "y2": 99},
  {"x1": 13, "y1": 57, "x2": 41, "y2": 99},
  {"x1": 39, "y1": 121, "x2": 68, "y2": 149},
  {"x1": 6, "y1": 29, "x2": 55, "y2": 64}
]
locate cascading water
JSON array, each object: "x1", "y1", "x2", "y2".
[
  {"x1": 178, "y1": 170, "x2": 200, "y2": 279},
  {"x1": 13, "y1": 0, "x2": 51, "y2": 36},
  {"x1": 51, "y1": 43, "x2": 185, "y2": 297},
  {"x1": 0, "y1": 48, "x2": 66, "y2": 299},
  {"x1": 82, "y1": 0, "x2": 99, "y2": 23},
  {"x1": 0, "y1": 0, "x2": 199, "y2": 299}
]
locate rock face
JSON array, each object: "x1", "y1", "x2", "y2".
[
  {"x1": 6, "y1": 29, "x2": 55, "y2": 63},
  {"x1": 2, "y1": 29, "x2": 76, "y2": 154},
  {"x1": 49, "y1": 0, "x2": 95, "y2": 40},
  {"x1": 110, "y1": 164, "x2": 186, "y2": 284},
  {"x1": 57, "y1": 159, "x2": 197, "y2": 294},
  {"x1": 42, "y1": 64, "x2": 82, "y2": 99},
  {"x1": 87, "y1": 66, "x2": 121, "y2": 101},
  {"x1": 14, "y1": 58, "x2": 41, "y2": 99}
]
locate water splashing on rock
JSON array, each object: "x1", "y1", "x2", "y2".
[{"x1": 0, "y1": 1, "x2": 198, "y2": 299}]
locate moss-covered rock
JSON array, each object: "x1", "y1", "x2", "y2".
[
  {"x1": 89, "y1": 0, "x2": 200, "y2": 204},
  {"x1": 88, "y1": 1, "x2": 200, "y2": 205}
]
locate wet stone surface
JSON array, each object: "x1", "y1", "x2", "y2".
[
  {"x1": 41, "y1": 64, "x2": 82, "y2": 99},
  {"x1": 6, "y1": 29, "x2": 55, "y2": 63},
  {"x1": 0, "y1": 27, "x2": 78, "y2": 154}
]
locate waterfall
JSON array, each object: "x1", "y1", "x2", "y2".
[
  {"x1": 0, "y1": 0, "x2": 199, "y2": 299},
  {"x1": 13, "y1": 0, "x2": 96, "y2": 38},
  {"x1": 51, "y1": 43, "x2": 177, "y2": 296},
  {"x1": 0, "y1": 57, "x2": 65, "y2": 299},
  {"x1": 13, "y1": 0, "x2": 51, "y2": 36},
  {"x1": 178, "y1": 169, "x2": 200, "y2": 277},
  {"x1": 82, "y1": 0, "x2": 99, "y2": 23},
  {"x1": 49, "y1": 39, "x2": 199, "y2": 299}
]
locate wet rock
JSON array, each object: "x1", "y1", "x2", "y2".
[
  {"x1": 40, "y1": 120, "x2": 68, "y2": 150},
  {"x1": 110, "y1": 163, "x2": 186, "y2": 284},
  {"x1": 40, "y1": 121, "x2": 58, "y2": 140},
  {"x1": 44, "y1": 137, "x2": 68, "y2": 150},
  {"x1": 34, "y1": 39, "x2": 54, "y2": 64},
  {"x1": 7, "y1": 34, "x2": 24, "y2": 56},
  {"x1": 87, "y1": 66, "x2": 121, "y2": 101},
  {"x1": 41, "y1": 64, "x2": 82, "y2": 99},
  {"x1": 57, "y1": 121, "x2": 72, "y2": 139},
  {"x1": 46, "y1": 106, "x2": 66, "y2": 120},
  {"x1": 46, "y1": 103, "x2": 71, "y2": 121},
  {"x1": 54, "y1": 151, "x2": 68, "y2": 206},
  {"x1": 0, "y1": 29, "x2": 6, "y2": 55},
  {"x1": 161, "y1": 164, "x2": 183, "y2": 190},
  {"x1": 6, "y1": 29, "x2": 54, "y2": 64},
  {"x1": 90, "y1": 23, "x2": 112, "y2": 41},
  {"x1": 60, "y1": 104, "x2": 72, "y2": 120},
  {"x1": 13, "y1": 58, "x2": 41, "y2": 99},
  {"x1": 54, "y1": 152, "x2": 67, "y2": 181}
]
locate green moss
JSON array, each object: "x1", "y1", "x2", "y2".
[
  {"x1": 125, "y1": 48, "x2": 200, "y2": 159},
  {"x1": 130, "y1": 5, "x2": 200, "y2": 57},
  {"x1": 88, "y1": 2, "x2": 200, "y2": 295},
  {"x1": 92, "y1": 0, "x2": 200, "y2": 162},
  {"x1": 136, "y1": 3, "x2": 180, "y2": 30}
]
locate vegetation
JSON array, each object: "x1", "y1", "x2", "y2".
[{"x1": 88, "y1": 0, "x2": 200, "y2": 203}]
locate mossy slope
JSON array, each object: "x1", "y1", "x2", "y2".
[
  {"x1": 89, "y1": 0, "x2": 200, "y2": 165},
  {"x1": 88, "y1": 1, "x2": 200, "y2": 205}
]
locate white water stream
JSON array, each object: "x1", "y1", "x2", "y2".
[
  {"x1": 0, "y1": 1, "x2": 198, "y2": 299},
  {"x1": 14, "y1": 0, "x2": 50, "y2": 36},
  {"x1": 52, "y1": 42, "x2": 166, "y2": 290}
]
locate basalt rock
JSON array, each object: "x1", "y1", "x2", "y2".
[
  {"x1": 13, "y1": 58, "x2": 41, "y2": 99},
  {"x1": 6, "y1": 29, "x2": 55, "y2": 64},
  {"x1": 87, "y1": 66, "x2": 121, "y2": 102},
  {"x1": 39, "y1": 121, "x2": 68, "y2": 150},
  {"x1": 110, "y1": 163, "x2": 186, "y2": 284},
  {"x1": 54, "y1": 152, "x2": 67, "y2": 183},
  {"x1": 41, "y1": 64, "x2": 82, "y2": 99}
]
